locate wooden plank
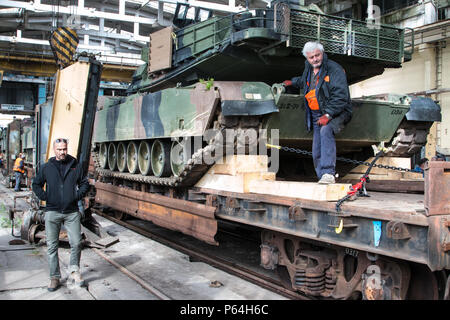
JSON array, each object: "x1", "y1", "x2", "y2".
[
  {"x1": 341, "y1": 179, "x2": 424, "y2": 193},
  {"x1": 148, "y1": 26, "x2": 173, "y2": 73},
  {"x1": 348, "y1": 157, "x2": 411, "y2": 175},
  {"x1": 94, "y1": 236, "x2": 120, "y2": 248},
  {"x1": 211, "y1": 155, "x2": 269, "y2": 176},
  {"x1": 248, "y1": 180, "x2": 351, "y2": 201},
  {"x1": 46, "y1": 61, "x2": 91, "y2": 160},
  {"x1": 195, "y1": 171, "x2": 276, "y2": 193},
  {"x1": 425, "y1": 122, "x2": 437, "y2": 160},
  {"x1": 343, "y1": 171, "x2": 423, "y2": 181},
  {"x1": 350, "y1": 172, "x2": 403, "y2": 180},
  {"x1": 343, "y1": 156, "x2": 422, "y2": 181},
  {"x1": 243, "y1": 172, "x2": 275, "y2": 193}
]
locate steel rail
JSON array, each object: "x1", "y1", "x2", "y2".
[
  {"x1": 91, "y1": 247, "x2": 172, "y2": 300},
  {"x1": 91, "y1": 207, "x2": 312, "y2": 300}
]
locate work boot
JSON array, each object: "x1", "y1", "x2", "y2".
[
  {"x1": 318, "y1": 173, "x2": 335, "y2": 184},
  {"x1": 47, "y1": 278, "x2": 60, "y2": 292},
  {"x1": 70, "y1": 271, "x2": 85, "y2": 286}
]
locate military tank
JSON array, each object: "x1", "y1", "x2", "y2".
[{"x1": 91, "y1": 0, "x2": 441, "y2": 185}]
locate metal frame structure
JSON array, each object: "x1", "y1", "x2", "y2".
[{"x1": 0, "y1": 0, "x2": 264, "y2": 80}]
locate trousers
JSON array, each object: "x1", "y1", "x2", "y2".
[
  {"x1": 311, "y1": 111, "x2": 336, "y2": 178},
  {"x1": 14, "y1": 171, "x2": 21, "y2": 191},
  {"x1": 45, "y1": 210, "x2": 82, "y2": 279}
]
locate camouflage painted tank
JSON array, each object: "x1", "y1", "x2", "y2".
[
  {"x1": 93, "y1": 81, "x2": 277, "y2": 186},
  {"x1": 92, "y1": 0, "x2": 441, "y2": 185},
  {"x1": 268, "y1": 85, "x2": 442, "y2": 155}
]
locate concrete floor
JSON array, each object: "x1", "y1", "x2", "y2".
[{"x1": 0, "y1": 183, "x2": 286, "y2": 300}]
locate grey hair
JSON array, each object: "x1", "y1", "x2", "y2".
[
  {"x1": 53, "y1": 138, "x2": 69, "y2": 146},
  {"x1": 302, "y1": 41, "x2": 324, "y2": 57}
]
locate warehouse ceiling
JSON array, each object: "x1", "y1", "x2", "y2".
[{"x1": 0, "y1": 0, "x2": 270, "y2": 78}]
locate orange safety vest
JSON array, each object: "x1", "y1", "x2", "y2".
[
  {"x1": 13, "y1": 158, "x2": 24, "y2": 174},
  {"x1": 305, "y1": 74, "x2": 330, "y2": 111},
  {"x1": 305, "y1": 89, "x2": 320, "y2": 111}
]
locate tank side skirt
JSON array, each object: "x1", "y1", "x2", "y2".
[{"x1": 94, "y1": 181, "x2": 218, "y2": 246}]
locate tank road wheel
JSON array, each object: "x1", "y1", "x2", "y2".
[
  {"x1": 116, "y1": 142, "x2": 127, "y2": 172},
  {"x1": 99, "y1": 143, "x2": 108, "y2": 169},
  {"x1": 127, "y1": 141, "x2": 139, "y2": 174},
  {"x1": 138, "y1": 141, "x2": 152, "y2": 175},
  {"x1": 170, "y1": 140, "x2": 186, "y2": 177},
  {"x1": 151, "y1": 139, "x2": 171, "y2": 177},
  {"x1": 108, "y1": 143, "x2": 117, "y2": 171}
]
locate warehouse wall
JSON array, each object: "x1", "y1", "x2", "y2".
[
  {"x1": 350, "y1": 45, "x2": 437, "y2": 96},
  {"x1": 440, "y1": 44, "x2": 450, "y2": 154},
  {"x1": 350, "y1": 43, "x2": 449, "y2": 156}
]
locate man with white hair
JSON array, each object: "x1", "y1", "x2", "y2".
[{"x1": 283, "y1": 41, "x2": 352, "y2": 184}]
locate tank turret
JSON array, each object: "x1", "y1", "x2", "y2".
[{"x1": 131, "y1": 0, "x2": 411, "y2": 93}]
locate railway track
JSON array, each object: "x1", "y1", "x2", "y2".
[
  {"x1": 90, "y1": 207, "x2": 312, "y2": 300},
  {"x1": 91, "y1": 247, "x2": 172, "y2": 300}
]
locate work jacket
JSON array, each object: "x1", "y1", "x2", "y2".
[
  {"x1": 290, "y1": 53, "x2": 352, "y2": 134},
  {"x1": 13, "y1": 158, "x2": 25, "y2": 174},
  {"x1": 32, "y1": 155, "x2": 89, "y2": 213}
]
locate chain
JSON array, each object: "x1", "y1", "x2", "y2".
[{"x1": 277, "y1": 146, "x2": 413, "y2": 172}]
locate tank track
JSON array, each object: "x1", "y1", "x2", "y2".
[
  {"x1": 92, "y1": 115, "x2": 263, "y2": 188},
  {"x1": 385, "y1": 119, "x2": 433, "y2": 157},
  {"x1": 93, "y1": 143, "x2": 214, "y2": 187}
]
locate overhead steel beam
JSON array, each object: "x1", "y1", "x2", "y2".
[
  {"x1": 156, "y1": 0, "x2": 244, "y2": 13},
  {"x1": 405, "y1": 20, "x2": 450, "y2": 45},
  {"x1": 0, "y1": 35, "x2": 143, "y2": 64},
  {"x1": 0, "y1": 58, "x2": 136, "y2": 82},
  {"x1": 101, "y1": 65, "x2": 135, "y2": 82},
  {"x1": 0, "y1": 109, "x2": 34, "y2": 116},
  {"x1": 0, "y1": 0, "x2": 157, "y2": 25},
  {"x1": 0, "y1": 57, "x2": 57, "y2": 77},
  {"x1": 2, "y1": 75, "x2": 46, "y2": 83}
]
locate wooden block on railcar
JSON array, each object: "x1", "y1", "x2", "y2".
[
  {"x1": 248, "y1": 180, "x2": 351, "y2": 201},
  {"x1": 195, "y1": 171, "x2": 276, "y2": 193},
  {"x1": 210, "y1": 155, "x2": 269, "y2": 176},
  {"x1": 348, "y1": 157, "x2": 410, "y2": 173},
  {"x1": 343, "y1": 156, "x2": 423, "y2": 181}
]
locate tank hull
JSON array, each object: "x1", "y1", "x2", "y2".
[
  {"x1": 267, "y1": 95, "x2": 408, "y2": 149},
  {"x1": 93, "y1": 81, "x2": 277, "y2": 143}
]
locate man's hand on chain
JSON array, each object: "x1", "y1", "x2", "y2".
[{"x1": 282, "y1": 80, "x2": 292, "y2": 87}]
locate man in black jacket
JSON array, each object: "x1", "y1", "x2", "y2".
[
  {"x1": 283, "y1": 41, "x2": 352, "y2": 184},
  {"x1": 32, "y1": 138, "x2": 89, "y2": 292}
]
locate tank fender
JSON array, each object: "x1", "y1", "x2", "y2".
[
  {"x1": 406, "y1": 97, "x2": 442, "y2": 122},
  {"x1": 215, "y1": 81, "x2": 279, "y2": 116}
]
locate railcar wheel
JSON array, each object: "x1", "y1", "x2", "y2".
[
  {"x1": 114, "y1": 210, "x2": 125, "y2": 220},
  {"x1": 138, "y1": 141, "x2": 152, "y2": 175},
  {"x1": 170, "y1": 140, "x2": 186, "y2": 177},
  {"x1": 151, "y1": 139, "x2": 171, "y2": 177},
  {"x1": 117, "y1": 142, "x2": 127, "y2": 172},
  {"x1": 99, "y1": 143, "x2": 108, "y2": 169},
  {"x1": 406, "y1": 263, "x2": 444, "y2": 300},
  {"x1": 108, "y1": 143, "x2": 117, "y2": 171},
  {"x1": 127, "y1": 141, "x2": 139, "y2": 174}
]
